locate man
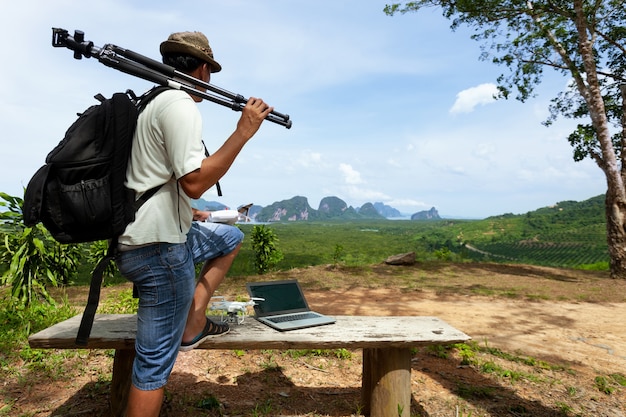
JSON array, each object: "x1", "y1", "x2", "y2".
[{"x1": 115, "y1": 31, "x2": 272, "y2": 417}]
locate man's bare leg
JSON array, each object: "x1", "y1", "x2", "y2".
[
  {"x1": 182, "y1": 243, "x2": 241, "y2": 342},
  {"x1": 125, "y1": 386, "x2": 163, "y2": 417}
]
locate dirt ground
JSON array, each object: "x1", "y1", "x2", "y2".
[{"x1": 6, "y1": 262, "x2": 626, "y2": 416}]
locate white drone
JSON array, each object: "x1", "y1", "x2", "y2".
[
  {"x1": 206, "y1": 204, "x2": 254, "y2": 225},
  {"x1": 209, "y1": 296, "x2": 264, "y2": 324}
]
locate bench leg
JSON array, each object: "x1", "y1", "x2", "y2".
[
  {"x1": 110, "y1": 348, "x2": 135, "y2": 417},
  {"x1": 361, "y1": 347, "x2": 411, "y2": 417}
]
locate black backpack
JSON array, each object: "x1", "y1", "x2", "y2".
[{"x1": 23, "y1": 86, "x2": 170, "y2": 345}]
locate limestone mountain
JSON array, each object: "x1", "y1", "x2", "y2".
[
  {"x1": 373, "y1": 202, "x2": 402, "y2": 218},
  {"x1": 318, "y1": 196, "x2": 349, "y2": 217},
  {"x1": 193, "y1": 195, "x2": 438, "y2": 221},
  {"x1": 357, "y1": 202, "x2": 385, "y2": 219},
  {"x1": 256, "y1": 196, "x2": 317, "y2": 222},
  {"x1": 411, "y1": 207, "x2": 441, "y2": 220},
  {"x1": 317, "y1": 196, "x2": 361, "y2": 219},
  {"x1": 255, "y1": 196, "x2": 389, "y2": 222}
]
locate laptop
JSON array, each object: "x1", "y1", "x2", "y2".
[{"x1": 246, "y1": 279, "x2": 336, "y2": 331}]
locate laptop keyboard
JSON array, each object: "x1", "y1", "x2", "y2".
[{"x1": 267, "y1": 312, "x2": 318, "y2": 323}]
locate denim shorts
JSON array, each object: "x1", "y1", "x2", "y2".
[
  {"x1": 115, "y1": 223, "x2": 243, "y2": 391},
  {"x1": 116, "y1": 242, "x2": 196, "y2": 391},
  {"x1": 187, "y1": 222, "x2": 244, "y2": 264}
]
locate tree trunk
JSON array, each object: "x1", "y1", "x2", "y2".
[
  {"x1": 605, "y1": 191, "x2": 626, "y2": 279},
  {"x1": 571, "y1": 1, "x2": 626, "y2": 279}
]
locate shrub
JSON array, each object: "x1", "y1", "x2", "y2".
[
  {"x1": 250, "y1": 225, "x2": 283, "y2": 274},
  {"x1": 0, "y1": 192, "x2": 81, "y2": 306}
]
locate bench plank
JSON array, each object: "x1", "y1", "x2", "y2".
[{"x1": 28, "y1": 314, "x2": 470, "y2": 350}]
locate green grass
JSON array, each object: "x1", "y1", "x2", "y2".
[
  {"x1": 227, "y1": 212, "x2": 609, "y2": 276},
  {"x1": 58, "y1": 216, "x2": 609, "y2": 285},
  {"x1": 447, "y1": 342, "x2": 573, "y2": 391},
  {"x1": 0, "y1": 297, "x2": 78, "y2": 381}
]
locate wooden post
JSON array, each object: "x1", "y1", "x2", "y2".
[
  {"x1": 361, "y1": 348, "x2": 373, "y2": 416},
  {"x1": 110, "y1": 348, "x2": 135, "y2": 417},
  {"x1": 363, "y1": 347, "x2": 411, "y2": 417}
]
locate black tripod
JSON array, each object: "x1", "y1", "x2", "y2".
[{"x1": 52, "y1": 28, "x2": 292, "y2": 129}]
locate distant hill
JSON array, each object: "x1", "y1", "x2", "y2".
[
  {"x1": 357, "y1": 202, "x2": 385, "y2": 219},
  {"x1": 193, "y1": 195, "x2": 411, "y2": 221},
  {"x1": 254, "y1": 196, "x2": 387, "y2": 222},
  {"x1": 318, "y1": 196, "x2": 351, "y2": 218},
  {"x1": 191, "y1": 198, "x2": 228, "y2": 211},
  {"x1": 411, "y1": 207, "x2": 441, "y2": 220},
  {"x1": 193, "y1": 195, "x2": 434, "y2": 221},
  {"x1": 193, "y1": 194, "x2": 605, "y2": 223},
  {"x1": 256, "y1": 196, "x2": 317, "y2": 222},
  {"x1": 457, "y1": 194, "x2": 607, "y2": 267},
  {"x1": 373, "y1": 202, "x2": 402, "y2": 218},
  {"x1": 486, "y1": 194, "x2": 605, "y2": 224}
]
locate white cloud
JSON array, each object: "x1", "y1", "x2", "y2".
[
  {"x1": 339, "y1": 164, "x2": 364, "y2": 185},
  {"x1": 450, "y1": 83, "x2": 499, "y2": 114}
]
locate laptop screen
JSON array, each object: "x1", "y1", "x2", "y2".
[{"x1": 247, "y1": 280, "x2": 310, "y2": 317}]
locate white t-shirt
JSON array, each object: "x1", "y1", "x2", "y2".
[{"x1": 118, "y1": 89, "x2": 205, "y2": 245}]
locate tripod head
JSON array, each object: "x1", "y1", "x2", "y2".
[{"x1": 52, "y1": 29, "x2": 95, "y2": 60}]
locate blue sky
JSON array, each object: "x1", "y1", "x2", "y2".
[{"x1": 0, "y1": 1, "x2": 606, "y2": 218}]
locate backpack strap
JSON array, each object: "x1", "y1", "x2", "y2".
[
  {"x1": 133, "y1": 85, "x2": 171, "y2": 112},
  {"x1": 133, "y1": 186, "x2": 162, "y2": 211},
  {"x1": 202, "y1": 140, "x2": 222, "y2": 197},
  {"x1": 75, "y1": 238, "x2": 118, "y2": 345}
]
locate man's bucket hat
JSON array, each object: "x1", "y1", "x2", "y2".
[{"x1": 160, "y1": 31, "x2": 222, "y2": 73}]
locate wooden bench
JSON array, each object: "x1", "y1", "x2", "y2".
[{"x1": 28, "y1": 314, "x2": 470, "y2": 417}]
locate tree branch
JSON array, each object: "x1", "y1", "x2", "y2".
[
  {"x1": 595, "y1": 28, "x2": 626, "y2": 56},
  {"x1": 520, "y1": 58, "x2": 568, "y2": 71},
  {"x1": 520, "y1": 57, "x2": 626, "y2": 83},
  {"x1": 525, "y1": 0, "x2": 588, "y2": 101}
]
